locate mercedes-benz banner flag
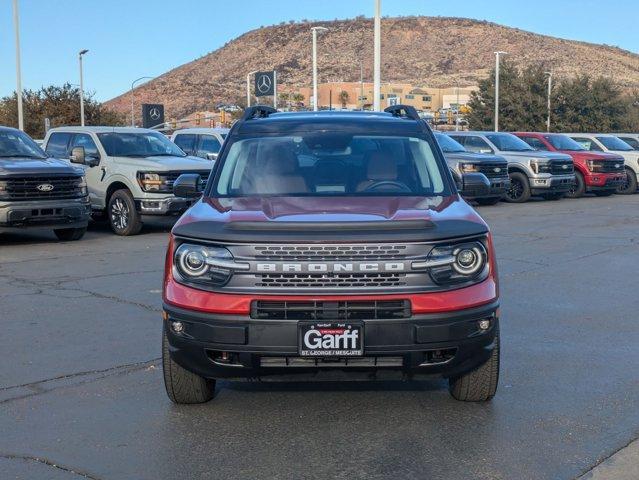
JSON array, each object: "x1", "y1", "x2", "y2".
[
  {"x1": 254, "y1": 71, "x2": 276, "y2": 97},
  {"x1": 142, "y1": 104, "x2": 165, "y2": 128}
]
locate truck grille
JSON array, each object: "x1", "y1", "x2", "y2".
[
  {"x1": 597, "y1": 160, "x2": 624, "y2": 173},
  {"x1": 477, "y1": 162, "x2": 509, "y2": 178},
  {"x1": 3, "y1": 175, "x2": 85, "y2": 201},
  {"x1": 253, "y1": 244, "x2": 408, "y2": 260},
  {"x1": 256, "y1": 272, "x2": 407, "y2": 289},
  {"x1": 252, "y1": 300, "x2": 411, "y2": 320},
  {"x1": 164, "y1": 170, "x2": 211, "y2": 189},
  {"x1": 551, "y1": 160, "x2": 574, "y2": 175}
]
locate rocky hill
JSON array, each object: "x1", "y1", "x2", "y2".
[{"x1": 105, "y1": 16, "x2": 639, "y2": 119}]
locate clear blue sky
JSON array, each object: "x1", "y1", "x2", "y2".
[{"x1": 1, "y1": 0, "x2": 637, "y2": 101}]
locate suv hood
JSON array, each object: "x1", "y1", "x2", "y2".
[
  {"x1": 172, "y1": 195, "x2": 489, "y2": 243},
  {"x1": 497, "y1": 151, "x2": 572, "y2": 161},
  {"x1": 444, "y1": 152, "x2": 506, "y2": 164},
  {"x1": 0, "y1": 156, "x2": 81, "y2": 176},
  {"x1": 111, "y1": 155, "x2": 211, "y2": 170}
]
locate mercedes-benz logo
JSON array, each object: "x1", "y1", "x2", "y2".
[
  {"x1": 149, "y1": 107, "x2": 161, "y2": 120},
  {"x1": 257, "y1": 74, "x2": 272, "y2": 94},
  {"x1": 36, "y1": 183, "x2": 54, "y2": 192}
]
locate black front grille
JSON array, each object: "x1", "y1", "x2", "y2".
[
  {"x1": 3, "y1": 175, "x2": 85, "y2": 200},
  {"x1": 252, "y1": 300, "x2": 411, "y2": 320},
  {"x1": 598, "y1": 160, "x2": 624, "y2": 173},
  {"x1": 253, "y1": 244, "x2": 408, "y2": 261},
  {"x1": 551, "y1": 161, "x2": 574, "y2": 175},
  {"x1": 477, "y1": 162, "x2": 509, "y2": 178},
  {"x1": 256, "y1": 272, "x2": 407, "y2": 289},
  {"x1": 165, "y1": 170, "x2": 211, "y2": 189}
]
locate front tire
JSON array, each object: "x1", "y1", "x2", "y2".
[
  {"x1": 108, "y1": 189, "x2": 142, "y2": 236},
  {"x1": 449, "y1": 328, "x2": 500, "y2": 402},
  {"x1": 475, "y1": 197, "x2": 502, "y2": 206},
  {"x1": 616, "y1": 168, "x2": 638, "y2": 195},
  {"x1": 566, "y1": 171, "x2": 585, "y2": 198},
  {"x1": 53, "y1": 227, "x2": 87, "y2": 241},
  {"x1": 162, "y1": 331, "x2": 215, "y2": 404},
  {"x1": 504, "y1": 172, "x2": 531, "y2": 203}
]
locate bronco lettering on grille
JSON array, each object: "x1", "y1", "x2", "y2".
[{"x1": 255, "y1": 262, "x2": 406, "y2": 273}]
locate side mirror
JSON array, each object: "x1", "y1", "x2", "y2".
[
  {"x1": 173, "y1": 173, "x2": 203, "y2": 198},
  {"x1": 460, "y1": 173, "x2": 491, "y2": 198},
  {"x1": 206, "y1": 152, "x2": 218, "y2": 161},
  {"x1": 70, "y1": 146, "x2": 85, "y2": 165}
]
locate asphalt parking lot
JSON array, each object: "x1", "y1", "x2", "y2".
[{"x1": 1, "y1": 195, "x2": 638, "y2": 480}]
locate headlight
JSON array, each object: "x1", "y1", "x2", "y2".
[
  {"x1": 530, "y1": 159, "x2": 551, "y2": 174},
  {"x1": 587, "y1": 160, "x2": 604, "y2": 172},
  {"x1": 137, "y1": 172, "x2": 171, "y2": 192},
  {"x1": 174, "y1": 243, "x2": 248, "y2": 287},
  {"x1": 459, "y1": 162, "x2": 480, "y2": 173},
  {"x1": 419, "y1": 240, "x2": 488, "y2": 286}
]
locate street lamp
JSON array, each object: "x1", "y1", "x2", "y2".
[
  {"x1": 311, "y1": 27, "x2": 328, "y2": 111},
  {"x1": 12, "y1": 0, "x2": 24, "y2": 131},
  {"x1": 455, "y1": 83, "x2": 460, "y2": 132},
  {"x1": 494, "y1": 51, "x2": 507, "y2": 132},
  {"x1": 78, "y1": 49, "x2": 89, "y2": 126},
  {"x1": 373, "y1": 0, "x2": 382, "y2": 111},
  {"x1": 130, "y1": 76, "x2": 154, "y2": 126},
  {"x1": 246, "y1": 70, "x2": 258, "y2": 108},
  {"x1": 545, "y1": 71, "x2": 553, "y2": 132}
]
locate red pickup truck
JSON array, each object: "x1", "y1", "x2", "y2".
[{"x1": 514, "y1": 133, "x2": 625, "y2": 198}]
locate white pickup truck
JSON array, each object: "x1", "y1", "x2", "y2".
[{"x1": 42, "y1": 127, "x2": 212, "y2": 235}]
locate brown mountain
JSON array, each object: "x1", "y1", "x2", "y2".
[{"x1": 104, "y1": 16, "x2": 639, "y2": 120}]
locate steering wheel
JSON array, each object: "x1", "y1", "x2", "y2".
[{"x1": 363, "y1": 180, "x2": 412, "y2": 193}]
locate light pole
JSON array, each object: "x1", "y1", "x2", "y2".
[
  {"x1": 455, "y1": 84, "x2": 460, "y2": 131},
  {"x1": 545, "y1": 70, "x2": 553, "y2": 132},
  {"x1": 12, "y1": 0, "x2": 24, "y2": 130},
  {"x1": 78, "y1": 49, "x2": 89, "y2": 126},
  {"x1": 494, "y1": 51, "x2": 507, "y2": 132},
  {"x1": 246, "y1": 70, "x2": 258, "y2": 107},
  {"x1": 373, "y1": 0, "x2": 382, "y2": 111},
  {"x1": 130, "y1": 76, "x2": 154, "y2": 126},
  {"x1": 311, "y1": 27, "x2": 328, "y2": 111}
]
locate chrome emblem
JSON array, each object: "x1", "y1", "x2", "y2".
[
  {"x1": 615, "y1": 164, "x2": 621, "y2": 168},
  {"x1": 562, "y1": 164, "x2": 568, "y2": 169},
  {"x1": 494, "y1": 167, "x2": 501, "y2": 173},
  {"x1": 36, "y1": 183, "x2": 54, "y2": 192}
]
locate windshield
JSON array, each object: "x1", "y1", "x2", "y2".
[
  {"x1": 435, "y1": 133, "x2": 465, "y2": 153},
  {"x1": 545, "y1": 134, "x2": 586, "y2": 151},
  {"x1": 212, "y1": 133, "x2": 448, "y2": 197},
  {"x1": 97, "y1": 131, "x2": 186, "y2": 157},
  {"x1": 486, "y1": 133, "x2": 534, "y2": 152},
  {"x1": 596, "y1": 136, "x2": 633, "y2": 151},
  {"x1": 0, "y1": 129, "x2": 47, "y2": 159}
]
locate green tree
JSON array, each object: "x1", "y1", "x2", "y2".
[
  {"x1": 0, "y1": 83, "x2": 125, "y2": 138},
  {"x1": 466, "y1": 59, "x2": 549, "y2": 131}
]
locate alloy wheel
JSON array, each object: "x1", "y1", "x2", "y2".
[
  {"x1": 507, "y1": 180, "x2": 523, "y2": 200},
  {"x1": 111, "y1": 198, "x2": 129, "y2": 230}
]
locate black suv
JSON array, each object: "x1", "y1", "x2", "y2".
[{"x1": 0, "y1": 126, "x2": 90, "y2": 240}]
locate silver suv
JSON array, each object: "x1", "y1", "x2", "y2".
[
  {"x1": 170, "y1": 127, "x2": 229, "y2": 160},
  {"x1": 42, "y1": 127, "x2": 212, "y2": 235},
  {"x1": 448, "y1": 131, "x2": 575, "y2": 202}
]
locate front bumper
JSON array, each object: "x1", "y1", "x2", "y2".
[
  {"x1": 529, "y1": 174, "x2": 576, "y2": 194},
  {"x1": 135, "y1": 196, "x2": 198, "y2": 216},
  {"x1": 585, "y1": 172, "x2": 626, "y2": 190},
  {"x1": 464, "y1": 177, "x2": 510, "y2": 200},
  {"x1": 0, "y1": 197, "x2": 90, "y2": 230},
  {"x1": 163, "y1": 299, "x2": 499, "y2": 381}
]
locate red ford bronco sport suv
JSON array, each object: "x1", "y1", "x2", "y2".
[
  {"x1": 162, "y1": 106, "x2": 500, "y2": 404},
  {"x1": 514, "y1": 132, "x2": 625, "y2": 198}
]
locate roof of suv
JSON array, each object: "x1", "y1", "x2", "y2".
[
  {"x1": 172, "y1": 127, "x2": 229, "y2": 135},
  {"x1": 47, "y1": 126, "x2": 158, "y2": 134},
  {"x1": 234, "y1": 110, "x2": 427, "y2": 135}
]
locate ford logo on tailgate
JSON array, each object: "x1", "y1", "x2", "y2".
[{"x1": 36, "y1": 183, "x2": 54, "y2": 192}]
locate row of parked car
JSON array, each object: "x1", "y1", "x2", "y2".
[{"x1": 0, "y1": 120, "x2": 637, "y2": 241}]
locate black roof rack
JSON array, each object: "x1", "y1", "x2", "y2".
[
  {"x1": 384, "y1": 105, "x2": 421, "y2": 121},
  {"x1": 240, "y1": 105, "x2": 278, "y2": 121}
]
